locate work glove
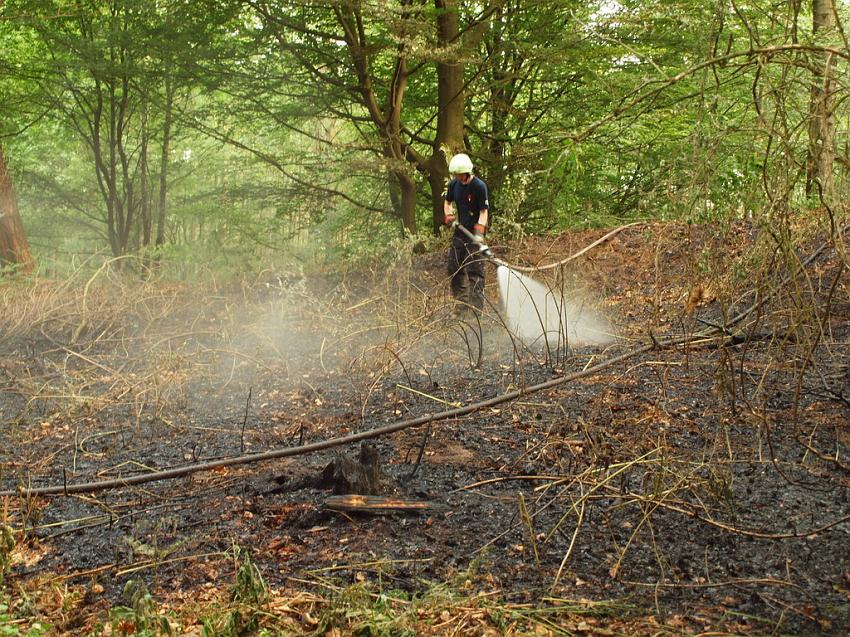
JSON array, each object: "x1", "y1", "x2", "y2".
[
  {"x1": 443, "y1": 212, "x2": 456, "y2": 226},
  {"x1": 472, "y1": 223, "x2": 486, "y2": 245}
]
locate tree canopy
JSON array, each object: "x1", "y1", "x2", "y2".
[{"x1": 0, "y1": 0, "x2": 846, "y2": 271}]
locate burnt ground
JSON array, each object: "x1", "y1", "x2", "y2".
[{"x1": 1, "y1": 221, "x2": 850, "y2": 635}]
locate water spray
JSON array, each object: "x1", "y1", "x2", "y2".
[{"x1": 453, "y1": 223, "x2": 613, "y2": 346}]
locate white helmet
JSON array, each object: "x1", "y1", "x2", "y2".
[{"x1": 448, "y1": 153, "x2": 473, "y2": 175}]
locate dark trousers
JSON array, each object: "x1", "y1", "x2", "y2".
[{"x1": 448, "y1": 232, "x2": 486, "y2": 312}]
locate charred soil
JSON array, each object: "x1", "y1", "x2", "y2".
[{"x1": 1, "y1": 221, "x2": 849, "y2": 635}]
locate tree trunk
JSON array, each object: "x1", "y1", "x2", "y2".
[
  {"x1": 806, "y1": 0, "x2": 836, "y2": 202},
  {"x1": 486, "y1": 5, "x2": 510, "y2": 195},
  {"x1": 396, "y1": 170, "x2": 417, "y2": 236},
  {"x1": 0, "y1": 144, "x2": 35, "y2": 274},
  {"x1": 428, "y1": 0, "x2": 466, "y2": 234},
  {"x1": 157, "y1": 75, "x2": 173, "y2": 247},
  {"x1": 140, "y1": 99, "x2": 152, "y2": 248},
  {"x1": 336, "y1": 4, "x2": 418, "y2": 235}
]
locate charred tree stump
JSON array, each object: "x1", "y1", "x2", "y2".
[{"x1": 319, "y1": 442, "x2": 386, "y2": 495}]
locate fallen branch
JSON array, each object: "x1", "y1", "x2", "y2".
[
  {"x1": 1, "y1": 338, "x2": 665, "y2": 497},
  {"x1": 506, "y1": 222, "x2": 645, "y2": 273},
  {"x1": 5, "y1": 223, "x2": 846, "y2": 498},
  {"x1": 323, "y1": 494, "x2": 443, "y2": 514}
]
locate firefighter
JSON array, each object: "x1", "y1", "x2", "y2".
[{"x1": 443, "y1": 153, "x2": 490, "y2": 315}]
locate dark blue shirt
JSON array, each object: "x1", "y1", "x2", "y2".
[{"x1": 445, "y1": 176, "x2": 489, "y2": 232}]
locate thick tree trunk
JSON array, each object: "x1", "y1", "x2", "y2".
[
  {"x1": 336, "y1": 4, "x2": 419, "y2": 235},
  {"x1": 429, "y1": 0, "x2": 466, "y2": 234},
  {"x1": 806, "y1": 0, "x2": 836, "y2": 202},
  {"x1": 0, "y1": 144, "x2": 35, "y2": 274},
  {"x1": 396, "y1": 170, "x2": 418, "y2": 235}
]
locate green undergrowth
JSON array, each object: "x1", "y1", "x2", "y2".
[
  {"x1": 0, "y1": 600, "x2": 48, "y2": 637},
  {"x1": 75, "y1": 552, "x2": 660, "y2": 637},
  {"x1": 0, "y1": 547, "x2": 664, "y2": 636},
  {"x1": 88, "y1": 580, "x2": 650, "y2": 637}
]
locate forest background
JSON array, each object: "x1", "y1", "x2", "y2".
[{"x1": 1, "y1": 0, "x2": 845, "y2": 274}]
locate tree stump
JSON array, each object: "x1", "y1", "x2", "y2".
[{"x1": 319, "y1": 442, "x2": 385, "y2": 495}]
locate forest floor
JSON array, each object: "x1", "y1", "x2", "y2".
[{"x1": 1, "y1": 220, "x2": 850, "y2": 636}]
